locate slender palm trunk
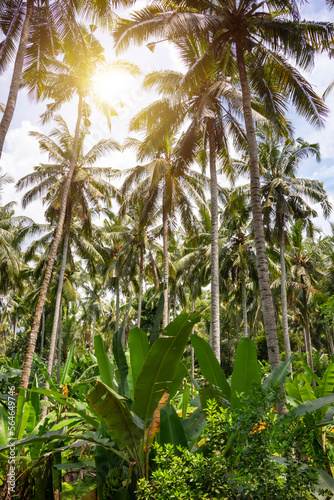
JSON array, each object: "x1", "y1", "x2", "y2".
[
  {"x1": 40, "y1": 308, "x2": 45, "y2": 354},
  {"x1": 57, "y1": 307, "x2": 62, "y2": 384},
  {"x1": 162, "y1": 202, "x2": 169, "y2": 328},
  {"x1": 207, "y1": 118, "x2": 220, "y2": 362},
  {"x1": 191, "y1": 289, "x2": 195, "y2": 395},
  {"x1": 241, "y1": 273, "x2": 248, "y2": 338},
  {"x1": 137, "y1": 243, "x2": 144, "y2": 328},
  {"x1": 122, "y1": 292, "x2": 133, "y2": 347},
  {"x1": 20, "y1": 95, "x2": 83, "y2": 389},
  {"x1": 302, "y1": 286, "x2": 314, "y2": 372},
  {"x1": 13, "y1": 317, "x2": 17, "y2": 341},
  {"x1": 235, "y1": 42, "x2": 280, "y2": 370},
  {"x1": 0, "y1": 0, "x2": 34, "y2": 157},
  {"x1": 279, "y1": 218, "x2": 292, "y2": 371},
  {"x1": 46, "y1": 215, "x2": 71, "y2": 381}
]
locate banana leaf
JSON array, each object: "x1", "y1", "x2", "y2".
[
  {"x1": 86, "y1": 380, "x2": 144, "y2": 450},
  {"x1": 231, "y1": 338, "x2": 261, "y2": 410},
  {"x1": 0, "y1": 405, "x2": 7, "y2": 446},
  {"x1": 129, "y1": 327, "x2": 149, "y2": 387},
  {"x1": 60, "y1": 343, "x2": 75, "y2": 385},
  {"x1": 113, "y1": 328, "x2": 128, "y2": 396},
  {"x1": 262, "y1": 355, "x2": 297, "y2": 390},
  {"x1": 94, "y1": 334, "x2": 114, "y2": 389},
  {"x1": 289, "y1": 393, "x2": 334, "y2": 417},
  {"x1": 150, "y1": 292, "x2": 164, "y2": 345},
  {"x1": 160, "y1": 404, "x2": 188, "y2": 449},
  {"x1": 190, "y1": 334, "x2": 230, "y2": 400},
  {"x1": 132, "y1": 312, "x2": 200, "y2": 428}
]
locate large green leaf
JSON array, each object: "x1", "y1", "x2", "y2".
[
  {"x1": 129, "y1": 327, "x2": 149, "y2": 388},
  {"x1": 190, "y1": 335, "x2": 230, "y2": 401},
  {"x1": 113, "y1": 328, "x2": 129, "y2": 396},
  {"x1": 231, "y1": 338, "x2": 261, "y2": 410},
  {"x1": 299, "y1": 374, "x2": 316, "y2": 403},
  {"x1": 60, "y1": 343, "x2": 75, "y2": 385},
  {"x1": 132, "y1": 312, "x2": 200, "y2": 428},
  {"x1": 182, "y1": 407, "x2": 206, "y2": 450},
  {"x1": 167, "y1": 362, "x2": 187, "y2": 401},
  {"x1": 160, "y1": 404, "x2": 188, "y2": 449},
  {"x1": 94, "y1": 335, "x2": 114, "y2": 389},
  {"x1": 262, "y1": 355, "x2": 297, "y2": 390},
  {"x1": 0, "y1": 405, "x2": 7, "y2": 446},
  {"x1": 317, "y1": 363, "x2": 334, "y2": 399},
  {"x1": 289, "y1": 393, "x2": 334, "y2": 417},
  {"x1": 86, "y1": 380, "x2": 144, "y2": 450}
]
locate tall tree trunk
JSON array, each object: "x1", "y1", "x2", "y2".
[
  {"x1": 302, "y1": 286, "x2": 314, "y2": 372},
  {"x1": 191, "y1": 289, "x2": 195, "y2": 395},
  {"x1": 20, "y1": 94, "x2": 83, "y2": 389},
  {"x1": 137, "y1": 243, "x2": 144, "y2": 328},
  {"x1": 279, "y1": 218, "x2": 292, "y2": 372},
  {"x1": 41, "y1": 209, "x2": 71, "y2": 418},
  {"x1": 46, "y1": 215, "x2": 71, "y2": 381},
  {"x1": 40, "y1": 307, "x2": 45, "y2": 354},
  {"x1": 162, "y1": 202, "x2": 169, "y2": 328},
  {"x1": 207, "y1": 117, "x2": 220, "y2": 363},
  {"x1": 241, "y1": 273, "x2": 248, "y2": 338},
  {"x1": 235, "y1": 42, "x2": 280, "y2": 370},
  {"x1": 57, "y1": 306, "x2": 62, "y2": 385},
  {"x1": 115, "y1": 277, "x2": 120, "y2": 332},
  {"x1": 0, "y1": 0, "x2": 34, "y2": 157},
  {"x1": 122, "y1": 292, "x2": 133, "y2": 348}
]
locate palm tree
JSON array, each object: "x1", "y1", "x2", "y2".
[
  {"x1": 17, "y1": 116, "x2": 119, "y2": 390},
  {"x1": 120, "y1": 133, "x2": 209, "y2": 328},
  {"x1": 258, "y1": 127, "x2": 331, "y2": 368},
  {"x1": 288, "y1": 220, "x2": 327, "y2": 371},
  {"x1": 18, "y1": 28, "x2": 129, "y2": 389},
  {"x1": 114, "y1": 0, "x2": 330, "y2": 370}
]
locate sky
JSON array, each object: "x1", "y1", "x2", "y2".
[{"x1": 1, "y1": 0, "x2": 334, "y2": 233}]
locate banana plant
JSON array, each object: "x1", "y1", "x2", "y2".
[{"x1": 86, "y1": 311, "x2": 200, "y2": 498}]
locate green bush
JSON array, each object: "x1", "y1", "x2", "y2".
[{"x1": 137, "y1": 386, "x2": 330, "y2": 499}]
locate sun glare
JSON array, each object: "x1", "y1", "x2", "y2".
[{"x1": 93, "y1": 67, "x2": 137, "y2": 106}]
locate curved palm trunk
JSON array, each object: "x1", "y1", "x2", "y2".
[
  {"x1": 235, "y1": 43, "x2": 280, "y2": 370},
  {"x1": 57, "y1": 306, "x2": 63, "y2": 384},
  {"x1": 208, "y1": 118, "x2": 220, "y2": 363},
  {"x1": 41, "y1": 216, "x2": 71, "y2": 417},
  {"x1": 47, "y1": 215, "x2": 71, "y2": 381},
  {"x1": 20, "y1": 95, "x2": 83, "y2": 389},
  {"x1": 162, "y1": 202, "x2": 169, "y2": 328},
  {"x1": 0, "y1": 0, "x2": 34, "y2": 157},
  {"x1": 279, "y1": 218, "x2": 292, "y2": 371},
  {"x1": 137, "y1": 243, "x2": 144, "y2": 328}
]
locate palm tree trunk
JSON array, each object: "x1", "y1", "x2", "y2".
[
  {"x1": 46, "y1": 215, "x2": 71, "y2": 381},
  {"x1": 57, "y1": 306, "x2": 62, "y2": 384},
  {"x1": 302, "y1": 287, "x2": 314, "y2": 372},
  {"x1": 162, "y1": 202, "x2": 169, "y2": 328},
  {"x1": 241, "y1": 274, "x2": 248, "y2": 338},
  {"x1": 20, "y1": 94, "x2": 83, "y2": 389},
  {"x1": 122, "y1": 292, "x2": 133, "y2": 348},
  {"x1": 207, "y1": 117, "x2": 220, "y2": 363},
  {"x1": 235, "y1": 42, "x2": 280, "y2": 370},
  {"x1": 137, "y1": 243, "x2": 144, "y2": 328},
  {"x1": 40, "y1": 308, "x2": 45, "y2": 355},
  {"x1": 0, "y1": 0, "x2": 34, "y2": 157},
  {"x1": 279, "y1": 218, "x2": 292, "y2": 371},
  {"x1": 41, "y1": 214, "x2": 71, "y2": 417}
]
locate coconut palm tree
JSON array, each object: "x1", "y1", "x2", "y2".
[
  {"x1": 120, "y1": 133, "x2": 209, "y2": 328},
  {"x1": 17, "y1": 116, "x2": 119, "y2": 391},
  {"x1": 258, "y1": 127, "x2": 331, "y2": 368},
  {"x1": 114, "y1": 0, "x2": 330, "y2": 370},
  {"x1": 18, "y1": 28, "x2": 133, "y2": 389}
]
